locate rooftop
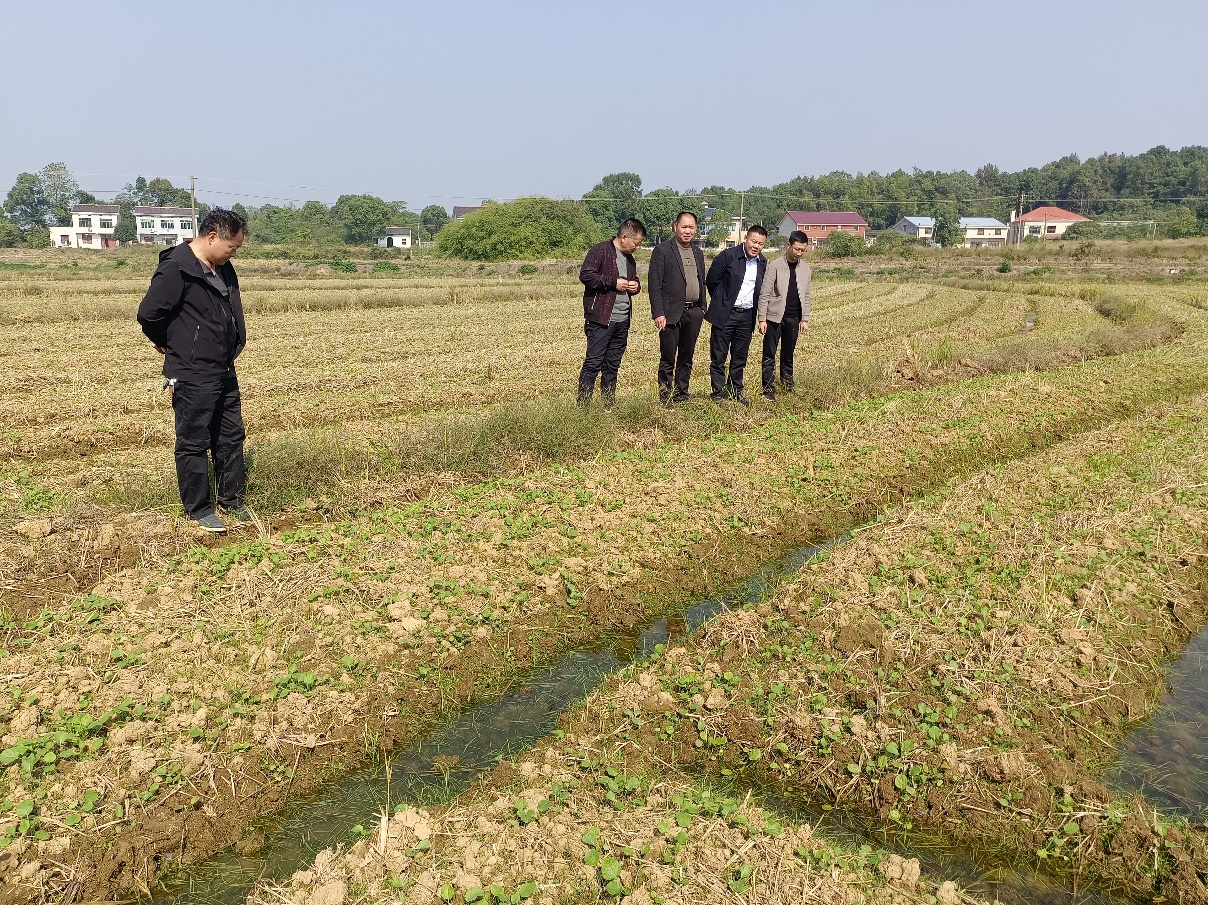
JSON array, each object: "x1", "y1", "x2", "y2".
[
  {"x1": 133, "y1": 206, "x2": 194, "y2": 216},
  {"x1": 903, "y1": 216, "x2": 935, "y2": 227},
  {"x1": 380, "y1": 226, "x2": 412, "y2": 234},
  {"x1": 71, "y1": 204, "x2": 120, "y2": 214},
  {"x1": 452, "y1": 205, "x2": 483, "y2": 218},
  {"x1": 960, "y1": 217, "x2": 1008, "y2": 228},
  {"x1": 784, "y1": 211, "x2": 868, "y2": 227},
  {"x1": 1018, "y1": 206, "x2": 1089, "y2": 222}
]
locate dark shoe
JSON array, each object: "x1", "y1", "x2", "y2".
[
  {"x1": 194, "y1": 511, "x2": 227, "y2": 534},
  {"x1": 222, "y1": 505, "x2": 253, "y2": 524},
  {"x1": 711, "y1": 395, "x2": 725, "y2": 405},
  {"x1": 761, "y1": 392, "x2": 776, "y2": 402},
  {"x1": 671, "y1": 392, "x2": 691, "y2": 404},
  {"x1": 734, "y1": 394, "x2": 750, "y2": 407}
]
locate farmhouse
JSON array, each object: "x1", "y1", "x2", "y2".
[
  {"x1": 49, "y1": 204, "x2": 121, "y2": 249},
  {"x1": 376, "y1": 226, "x2": 412, "y2": 249},
  {"x1": 890, "y1": 216, "x2": 935, "y2": 242},
  {"x1": 452, "y1": 205, "x2": 483, "y2": 221},
  {"x1": 134, "y1": 206, "x2": 195, "y2": 245},
  {"x1": 777, "y1": 211, "x2": 867, "y2": 248},
  {"x1": 1007, "y1": 206, "x2": 1089, "y2": 242},
  {"x1": 890, "y1": 216, "x2": 1009, "y2": 247}
]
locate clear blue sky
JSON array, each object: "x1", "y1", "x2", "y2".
[{"x1": 3, "y1": 0, "x2": 1205, "y2": 211}]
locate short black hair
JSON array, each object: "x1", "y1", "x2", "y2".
[
  {"x1": 788, "y1": 230, "x2": 809, "y2": 245},
  {"x1": 675, "y1": 211, "x2": 698, "y2": 225},
  {"x1": 619, "y1": 218, "x2": 646, "y2": 238},
  {"x1": 746, "y1": 224, "x2": 769, "y2": 238},
  {"x1": 199, "y1": 207, "x2": 247, "y2": 240}
]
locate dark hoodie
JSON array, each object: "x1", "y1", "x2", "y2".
[{"x1": 137, "y1": 242, "x2": 246, "y2": 381}]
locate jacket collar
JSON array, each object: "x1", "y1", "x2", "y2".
[{"x1": 164, "y1": 241, "x2": 212, "y2": 280}]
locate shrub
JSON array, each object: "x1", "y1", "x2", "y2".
[
  {"x1": 822, "y1": 231, "x2": 866, "y2": 258},
  {"x1": 372, "y1": 261, "x2": 400, "y2": 273},
  {"x1": 436, "y1": 197, "x2": 602, "y2": 261},
  {"x1": 998, "y1": 260, "x2": 1012, "y2": 273},
  {"x1": 519, "y1": 263, "x2": 538, "y2": 275},
  {"x1": 1095, "y1": 291, "x2": 1137, "y2": 324},
  {"x1": 329, "y1": 259, "x2": 357, "y2": 273}
]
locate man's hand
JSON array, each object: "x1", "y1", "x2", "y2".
[
  {"x1": 615, "y1": 278, "x2": 629, "y2": 292},
  {"x1": 154, "y1": 344, "x2": 168, "y2": 354},
  {"x1": 757, "y1": 320, "x2": 768, "y2": 336},
  {"x1": 654, "y1": 316, "x2": 667, "y2": 331},
  {"x1": 625, "y1": 279, "x2": 639, "y2": 294},
  {"x1": 799, "y1": 320, "x2": 810, "y2": 335}
]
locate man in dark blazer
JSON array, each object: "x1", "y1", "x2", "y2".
[
  {"x1": 577, "y1": 218, "x2": 645, "y2": 408},
  {"x1": 704, "y1": 224, "x2": 768, "y2": 405},
  {"x1": 647, "y1": 211, "x2": 708, "y2": 404}
]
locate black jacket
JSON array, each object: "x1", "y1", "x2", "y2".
[
  {"x1": 580, "y1": 239, "x2": 641, "y2": 325},
  {"x1": 647, "y1": 238, "x2": 707, "y2": 325},
  {"x1": 705, "y1": 244, "x2": 767, "y2": 328},
  {"x1": 137, "y1": 243, "x2": 246, "y2": 381}
]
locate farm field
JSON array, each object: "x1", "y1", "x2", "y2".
[{"x1": 1, "y1": 247, "x2": 1207, "y2": 902}]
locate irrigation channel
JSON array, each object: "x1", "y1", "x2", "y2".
[
  {"x1": 148, "y1": 539, "x2": 1154, "y2": 905},
  {"x1": 1109, "y1": 623, "x2": 1208, "y2": 821}
]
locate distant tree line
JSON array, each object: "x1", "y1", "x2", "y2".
[{"x1": 3, "y1": 146, "x2": 1206, "y2": 251}]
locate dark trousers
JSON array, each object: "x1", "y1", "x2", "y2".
[
  {"x1": 709, "y1": 307, "x2": 755, "y2": 400},
  {"x1": 578, "y1": 318, "x2": 630, "y2": 405},
  {"x1": 657, "y1": 306, "x2": 705, "y2": 402},
  {"x1": 172, "y1": 374, "x2": 246, "y2": 518},
  {"x1": 761, "y1": 315, "x2": 801, "y2": 396}
]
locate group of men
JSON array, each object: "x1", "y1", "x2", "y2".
[
  {"x1": 577, "y1": 212, "x2": 812, "y2": 408},
  {"x1": 136, "y1": 206, "x2": 812, "y2": 535}
]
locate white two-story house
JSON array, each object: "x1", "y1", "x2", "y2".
[
  {"x1": 135, "y1": 206, "x2": 196, "y2": 245},
  {"x1": 49, "y1": 204, "x2": 122, "y2": 249}
]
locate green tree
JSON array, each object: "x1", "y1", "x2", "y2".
[
  {"x1": 436, "y1": 197, "x2": 602, "y2": 261},
  {"x1": 823, "y1": 231, "x2": 866, "y2": 258},
  {"x1": 332, "y1": 194, "x2": 393, "y2": 244},
  {"x1": 706, "y1": 226, "x2": 731, "y2": 248},
  {"x1": 638, "y1": 189, "x2": 705, "y2": 244},
  {"x1": 4, "y1": 173, "x2": 48, "y2": 229},
  {"x1": 39, "y1": 162, "x2": 81, "y2": 225},
  {"x1": 932, "y1": 206, "x2": 961, "y2": 247},
  {"x1": 114, "y1": 201, "x2": 137, "y2": 244},
  {"x1": 0, "y1": 212, "x2": 20, "y2": 247},
  {"x1": 421, "y1": 204, "x2": 450, "y2": 235},
  {"x1": 582, "y1": 172, "x2": 642, "y2": 235}
]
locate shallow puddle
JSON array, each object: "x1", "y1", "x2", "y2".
[
  {"x1": 1107, "y1": 622, "x2": 1208, "y2": 820},
  {"x1": 150, "y1": 540, "x2": 1133, "y2": 904}
]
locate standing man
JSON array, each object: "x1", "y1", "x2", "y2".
[
  {"x1": 704, "y1": 224, "x2": 768, "y2": 405},
  {"x1": 647, "y1": 211, "x2": 707, "y2": 404},
  {"x1": 756, "y1": 230, "x2": 812, "y2": 401},
  {"x1": 577, "y1": 218, "x2": 645, "y2": 408},
  {"x1": 137, "y1": 208, "x2": 249, "y2": 534}
]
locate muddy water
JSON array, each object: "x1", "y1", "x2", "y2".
[
  {"x1": 1107, "y1": 623, "x2": 1208, "y2": 820},
  {"x1": 151, "y1": 541, "x2": 1133, "y2": 905}
]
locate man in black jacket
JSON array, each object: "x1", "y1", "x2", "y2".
[
  {"x1": 577, "y1": 218, "x2": 644, "y2": 408},
  {"x1": 137, "y1": 209, "x2": 248, "y2": 533},
  {"x1": 648, "y1": 212, "x2": 707, "y2": 404},
  {"x1": 704, "y1": 225, "x2": 768, "y2": 405}
]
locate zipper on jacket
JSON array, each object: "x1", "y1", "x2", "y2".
[{"x1": 190, "y1": 325, "x2": 199, "y2": 361}]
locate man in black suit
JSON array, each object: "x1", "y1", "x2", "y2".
[
  {"x1": 647, "y1": 211, "x2": 708, "y2": 404},
  {"x1": 704, "y1": 224, "x2": 768, "y2": 405}
]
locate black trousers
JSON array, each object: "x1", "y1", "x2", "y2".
[
  {"x1": 761, "y1": 315, "x2": 801, "y2": 395},
  {"x1": 657, "y1": 305, "x2": 705, "y2": 401},
  {"x1": 172, "y1": 373, "x2": 246, "y2": 518},
  {"x1": 578, "y1": 318, "x2": 630, "y2": 405},
  {"x1": 709, "y1": 307, "x2": 755, "y2": 400}
]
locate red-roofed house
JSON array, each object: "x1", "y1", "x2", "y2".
[
  {"x1": 1007, "y1": 206, "x2": 1089, "y2": 242},
  {"x1": 778, "y1": 211, "x2": 868, "y2": 248}
]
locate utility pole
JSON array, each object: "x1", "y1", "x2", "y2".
[
  {"x1": 738, "y1": 191, "x2": 746, "y2": 242},
  {"x1": 190, "y1": 176, "x2": 197, "y2": 240}
]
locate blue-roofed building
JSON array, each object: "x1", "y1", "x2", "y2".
[
  {"x1": 891, "y1": 215, "x2": 1008, "y2": 247},
  {"x1": 957, "y1": 217, "x2": 1008, "y2": 248}
]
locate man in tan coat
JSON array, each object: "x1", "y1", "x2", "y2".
[{"x1": 756, "y1": 230, "x2": 811, "y2": 401}]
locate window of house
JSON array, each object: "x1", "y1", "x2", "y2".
[
  {"x1": 1046, "y1": 225, "x2": 1057, "y2": 233},
  {"x1": 161, "y1": 220, "x2": 174, "y2": 230},
  {"x1": 140, "y1": 219, "x2": 154, "y2": 229},
  {"x1": 1028, "y1": 225, "x2": 1042, "y2": 235},
  {"x1": 180, "y1": 219, "x2": 192, "y2": 230},
  {"x1": 60, "y1": 235, "x2": 71, "y2": 246},
  {"x1": 78, "y1": 217, "x2": 92, "y2": 228},
  {"x1": 100, "y1": 218, "x2": 113, "y2": 229},
  {"x1": 995, "y1": 229, "x2": 1002, "y2": 235},
  {"x1": 977, "y1": 228, "x2": 985, "y2": 235}
]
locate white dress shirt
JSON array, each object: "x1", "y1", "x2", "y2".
[{"x1": 734, "y1": 255, "x2": 758, "y2": 309}]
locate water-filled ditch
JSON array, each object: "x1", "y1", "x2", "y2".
[
  {"x1": 150, "y1": 541, "x2": 1137, "y2": 905},
  {"x1": 1107, "y1": 622, "x2": 1208, "y2": 820}
]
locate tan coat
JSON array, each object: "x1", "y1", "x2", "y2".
[{"x1": 756, "y1": 255, "x2": 812, "y2": 324}]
